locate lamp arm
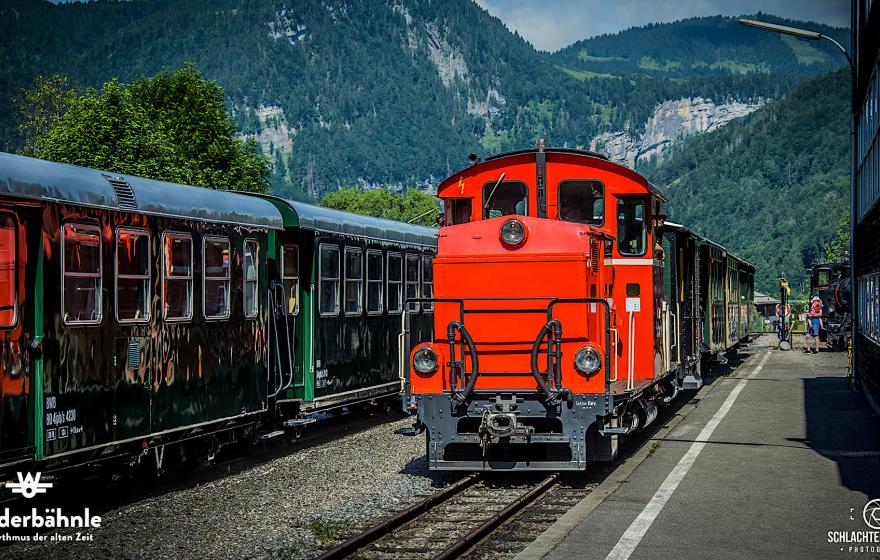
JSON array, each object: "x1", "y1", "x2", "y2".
[{"x1": 819, "y1": 34, "x2": 854, "y2": 71}]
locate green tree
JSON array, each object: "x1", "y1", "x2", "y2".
[
  {"x1": 823, "y1": 216, "x2": 850, "y2": 263},
  {"x1": 321, "y1": 187, "x2": 439, "y2": 226},
  {"x1": 15, "y1": 64, "x2": 270, "y2": 193}
]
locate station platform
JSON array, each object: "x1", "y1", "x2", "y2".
[{"x1": 518, "y1": 335, "x2": 880, "y2": 560}]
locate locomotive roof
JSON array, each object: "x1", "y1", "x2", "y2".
[
  {"x1": 665, "y1": 221, "x2": 755, "y2": 270},
  {"x1": 0, "y1": 152, "x2": 284, "y2": 229},
  {"x1": 452, "y1": 148, "x2": 667, "y2": 202},
  {"x1": 260, "y1": 196, "x2": 438, "y2": 247}
]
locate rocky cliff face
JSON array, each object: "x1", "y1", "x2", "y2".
[{"x1": 590, "y1": 97, "x2": 764, "y2": 167}]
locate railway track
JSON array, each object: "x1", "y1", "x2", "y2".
[{"x1": 316, "y1": 471, "x2": 601, "y2": 560}]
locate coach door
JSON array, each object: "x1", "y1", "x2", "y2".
[
  {"x1": 270, "y1": 244, "x2": 300, "y2": 398},
  {"x1": 0, "y1": 204, "x2": 42, "y2": 468}
]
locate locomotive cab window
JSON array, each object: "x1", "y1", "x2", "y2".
[
  {"x1": 162, "y1": 232, "x2": 193, "y2": 321},
  {"x1": 0, "y1": 214, "x2": 18, "y2": 328},
  {"x1": 344, "y1": 247, "x2": 363, "y2": 316},
  {"x1": 366, "y1": 250, "x2": 383, "y2": 315},
  {"x1": 558, "y1": 180, "x2": 604, "y2": 225},
  {"x1": 387, "y1": 252, "x2": 403, "y2": 315},
  {"x1": 483, "y1": 181, "x2": 528, "y2": 219},
  {"x1": 62, "y1": 223, "x2": 102, "y2": 325},
  {"x1": 243, "y1": 239, "x2": 258, "y2": 319},
  {"x1": 116, "y1": 228, "x2": 151, "y2": 323},
  {"x1": 617, "y1": 198, "x2": 647, "y2": 256},
  {"x1": 319, "y1": 244, "x2": 340, "y2": 316},
  {"x1": 816, "y1": 268, "x2": 831, "y2": 287},
  {"x1": 444, "y1": 199, "x2": 472, "y2": 225},
  {"x1": 281, "y1": 245, "x2": 299, "y2": 316},
  {"x1": 203, "y1": 237, "x2": 231, "y2": 320}
]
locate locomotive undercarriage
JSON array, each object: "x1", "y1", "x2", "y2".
[
  {"x1": 416, "y1": 376, "x2": 683, "y2": 471},
  {"x1": 417, "y1": 391, "x2": 606, "y2": 470}
]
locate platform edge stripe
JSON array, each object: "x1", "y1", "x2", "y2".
[
  {"x1": 604, "y1": 350, "x2": 772, "y2": 560},
  {"x1": 512, "y1": 346, "x2": 739, "y2": 560}
]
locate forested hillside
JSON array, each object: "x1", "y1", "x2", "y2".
[
  {"x1": 647, "y1": 69, "x2": 850, "y2": 293},
  {"x1": 0, "y1": 0, "x2": 846, "y2": 200}
]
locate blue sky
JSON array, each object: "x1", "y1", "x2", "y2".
[{"x1": 475, "y1": 0, "x2": 850, "y2": 51}]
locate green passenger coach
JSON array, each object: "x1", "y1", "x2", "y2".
[{"x1": 257, "y1": 198, "x2": 437, "y2": 422}]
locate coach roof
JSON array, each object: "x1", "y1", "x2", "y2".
[
  {"x1": 260, "y1": 196, "x2": 438, "y2": 247},
  {"x1": 0, "y1": 152, "x2": 284, "y2": 229}
]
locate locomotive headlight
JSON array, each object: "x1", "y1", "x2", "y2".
[
  {"x1": 828, "y1": 304, "x2": 836, "y2": 313},
  {"x1": 500, "y1": 218, "x2": 527, "y2": 246},
  {"x1": 413, "y1": 345, "x2": 439, "y2": 374},
  {"x1": 574, "y1": 345, "x2": 601, "y2": 374}
]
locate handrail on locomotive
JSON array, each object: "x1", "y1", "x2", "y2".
[{"x1": 401, "y1": 295, "x2": 615, "y2": 417}]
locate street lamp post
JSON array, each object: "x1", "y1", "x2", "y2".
[{"x1": 738, "y1": 18, "x2": 856, "y2": 372}]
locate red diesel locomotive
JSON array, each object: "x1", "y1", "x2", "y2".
[{"x1": 402, "y1": 145, "x2": 720, "y2": 471}]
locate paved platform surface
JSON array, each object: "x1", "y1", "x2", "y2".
[{"x1": 523, "y1": 335, "x2": 880, "y2": 560}]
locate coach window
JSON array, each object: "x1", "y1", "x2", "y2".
[
  {"x1": 444, "y1": 199, "x2": 471, "y2": 225},
  {"x1": 281, "y1": 245, "x2": 299, "y2": 316},
  {"x1": 558, "y1": 180, "x2": 604, "y2": 225},
  {"x1": 387, "y1": 252, "x2": 403, "y2": 315},
  {"x1": 203, "y1": 237, "x2": 231, "y2": 320},
  {"x1": 162, "y1": 232, "x2": 193, "y2": 321},
  {"x1": 366, "y1": 250, "x2": 383, "y2": 315},
  {"x1": 344, "y1": 247, "x2": 363, "y2": 316},
  {"x1": 405, "y1": 253, "x2": 420, "y2": 312},
  {"x1": 319, "y1": 244, "x2": 340, "y2": 316},
  {"x1": 421, "y1": 255, "x2": 433, "y2": 311},
  {"x1": 483, "y1": 181, "x2": 528, "y2": 219},
  {"x1": 0, "y1": 214, "x2": 17, "y2": 328},
  {"x1": 62, "y1": 223, "x2": 102, "y2": 325},
  {"x1": 116, "y1": 228, "x2": 151, "y2": 323},
  {"x1": 617, "y1": 198, "x2": 647, "y2": 256},
  {"x1": 243, "y1": 239, "x2": 259, "y2": 319}
]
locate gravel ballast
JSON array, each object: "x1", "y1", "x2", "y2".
[{"x1": 7, "y1": 416, "x2": 455, "y2": 560}]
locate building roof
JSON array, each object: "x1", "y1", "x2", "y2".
[
  {"x1": 754, "y1": 291, "x2": 781, "y2": 305},
  {"x1": 259, "y1": 195, "x2": 438, "y2": 247},
  {"x1": 0, "y1": 152, "x2": 284, "y2": 229}
]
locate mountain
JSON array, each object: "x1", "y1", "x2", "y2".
[
  {"x1": 0, "y1": 1, "x2": 848, "y2": 200},
  {"x1": 552, "y1": 14, "x2": 848, "y2": 79},
  {"x1": 646, "y1": 69, "x2": 850, "y2": 293}
]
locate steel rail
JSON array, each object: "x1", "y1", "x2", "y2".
[
  {"x1": 314, "y1": 473, "x2": 481, "y2": 560},
  {"x1": 433, "y1": 474, "x2": 559, "y2": 560}
]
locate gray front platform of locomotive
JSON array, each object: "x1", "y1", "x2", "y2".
[
  {"x1": 520, "y1": 338, "x2": 880, "y2": 560},
  {"x1": 418, "y1": 392, "x2": 610, "y2": 470}
]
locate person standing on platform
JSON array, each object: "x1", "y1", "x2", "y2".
[{"x1": 805, "y1": 296, "x2": 823, "y2": 354}]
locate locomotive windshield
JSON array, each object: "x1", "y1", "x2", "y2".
[
  {"x1": 816, "y1": 268, "x2": 831, "y2": 287},
  {"x1": 617, "y1": 197, "x2": 647, "y2": 256},
  {"x1": 558, "y1": 180, "x2": 604, "y2": 225},
  {"x1": 483, "y1": 181, "x2": 528, "y2": 219}
]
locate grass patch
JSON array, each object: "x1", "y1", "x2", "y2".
[
  {"x1": 781, "y1": 35, "x2": 831, "y2": 65},
  {"x1": 647, "y1": 441, "x2": 662, "y2": 456},
  {"x1": 638, "y1": 56, "x2": 680, "y2": 72},
  {"x1": 554, "y1": 64, "x2": 614, "y2": 81},
  {"x1": 576, "y1": 50, "x2": 625, "y2": 63},
  {"x1": 308, "y1": 519, "x2": 353, "y2": 544}
]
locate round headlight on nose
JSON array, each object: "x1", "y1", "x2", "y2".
[
  {"x1": 413, "y1": 345, "x2": 439, "y2": 374},
  {"x1": 828, "y1": 304, "x2": 836, "y2": 313},
  {"x1": 574, "y1": 345, "x2": 601, "y2": 374},
  {"x1": 500, "y1": 218, "x2": 526, "y2": 246}
]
